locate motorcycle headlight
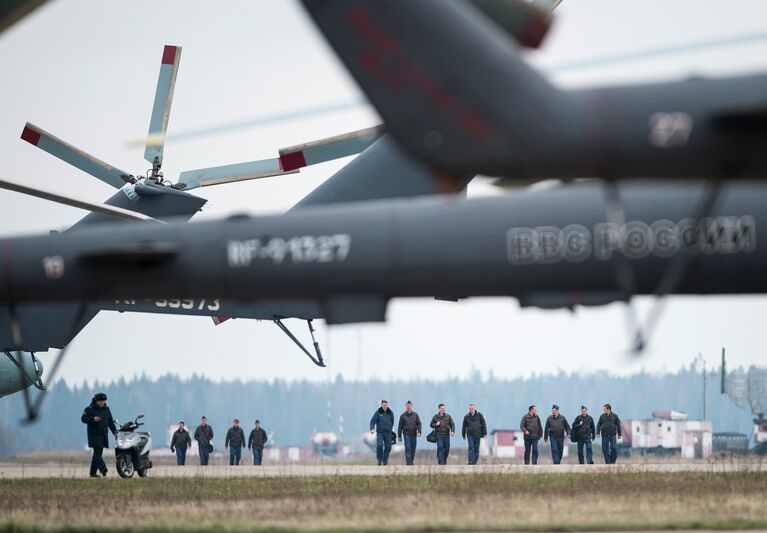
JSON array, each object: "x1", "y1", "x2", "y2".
[{"x1": 117, "y1": 434, "x2": 138, "y2": 447}]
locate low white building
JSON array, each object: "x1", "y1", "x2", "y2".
[
  {"x1": 491, "y1": 429, "x2": 568, "y2": 460},
  {"x1": 620, "y1": 411, "x2": 712, "y2": 459}
]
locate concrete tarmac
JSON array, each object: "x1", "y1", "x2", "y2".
[{"x1": 1, "y1": 461, "x2": 765, "y2": 479}]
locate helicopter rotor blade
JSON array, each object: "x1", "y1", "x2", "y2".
[
  {"x1": 144, "y1": 45, "x2": 182, "y2": 169},
  {"x1": 128, "y1": 98, "x2": 371, "y2": 149},
  {"x1": 278, "y1": 125, "x2": 385, "y2": 171},
  {"x1": 177, "y1": 126, "x2": 386, "y2": 189},
  {"x1": 0, "y1": 178, "x2": 159, "y2": 223},
  {"x1": 128, "y1": 33, "x2": 767, "y2": 148},
  {"x1": 177, "y1": 158, "x2": 297, "y2": 190},
  {"x1": 20, "y1": 123, "x2": 133, "y2": 189}
]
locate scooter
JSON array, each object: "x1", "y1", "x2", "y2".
[{"x1": 114, "y1": 413, "x2": 153, "y2": 478}]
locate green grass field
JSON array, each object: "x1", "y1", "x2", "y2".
[{"x1": 0, "y1": 472, "x2": 765, "y2": 532}]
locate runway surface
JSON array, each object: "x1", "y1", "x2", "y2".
[{"x1": 1, "y1": 461, "x2": 765, "y2": 479}]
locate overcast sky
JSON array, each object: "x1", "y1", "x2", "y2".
[{"x1": 1, "y1": 0, "x2": 767, "y2": 385}]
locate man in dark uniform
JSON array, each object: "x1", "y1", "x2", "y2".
[
  {"x1": 520, "y1": 405, "x2": 543, "y2": 465},
  {"x1": 461, "y1": 403, "x2": 487, "y2": 465},
  {"x1": 194, "y1": 416, "x2": 214, "y2": 466},
  {"x1": 170, "y1": 421, "x2": 192, "y2": 466},
  {"x1": 544, "y1": 404, "x2": 570, "y2": 464},
  {"x1": 81, "y1": 392, "x2": 117, "y2": 478},
  {"x1": 369, "y1": 400, "x2": 395, "y2": 465},
  {"x1": 597, "y1": 403, "x2": 622, "y2": 464},
  {"x1": 225, "y1": 418, "x2": 246, "y2": 466},
  {"x1": 430, "y1": 403, "x2": 455, "y2": 465},
  {"x1": 572, "y1": 405, "x2": 596, "y2": 464},
  {"x1": 397, "y1": 400, "x2": 421, "y2": 465},
  {"x1": 247, "y1": 420, "x2": 268, "y2": 465}
]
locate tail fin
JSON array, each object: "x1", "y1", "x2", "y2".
[
  {"x1": 302, "y1": 0, "x2": 562, "y2": 177},
  {"x1": 291, "y1": 134, "x2": 471, "y2": 210}
]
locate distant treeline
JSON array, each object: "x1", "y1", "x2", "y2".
[{"x1": 0, "y1": 366, "x2": 757, "y2": 457}]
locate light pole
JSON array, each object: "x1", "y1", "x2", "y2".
[{"x1": 694, "y1": 353, "x2": 707, "y2": 420}]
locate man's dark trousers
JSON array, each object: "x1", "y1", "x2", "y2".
[
  {"x1": 467, "y1": 436, "x2": 481, "y2": 465},
  {"x1": 199, "y1": 446, "x2": 210, "y2": 466},
  {"x1": 403, "y1": 434, "x2": 417, "y2": 465},
  {"x1": 436, "y1": 434, "x2": 451, "y2": 465},
  {"x1": 175, "y1": 448, "x2": 187, "y2": 466},
  {"x1": 577, "y1": 438, "x2": 593, "y2": 464},
  {"x1": 524, "y1": 438, "x2": 539, "y2": 465},
  {"x1": 550, "y1": 437, "x2": 564, "y2": 464},
  {"x1": 253, "y1": 448, "x2": 263, "y2": 465},
  {"x1": 602, "y1": 435, "x2": 618, "y2": 464},
  {"x1": 89, "y1": 447, "x2": 106, "y2": 476},
  {"x1": 376, "y1": 432, "x2": 392, "y2": 465},
  {"x1": 229, "y1": 446, "x2": 242, "y2": 465}
]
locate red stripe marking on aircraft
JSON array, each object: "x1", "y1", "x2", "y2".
[
  {"x1": 212, "y1": 316, "x2": 231, "y2": 325},
  {"x1": 459, "y1": 109, "x2": 492, "y2": 139},
  {"x1": 20, "y1": 126, "x2": 41, "y2": 146},
  {"x1": 347, "y1": 6, "x2": 493, "y2": 141},
  {"x1": 279, "y1": 151, "x2": 307, "y2": 172},
  {"x1": 347, "y1": 6, "x2": 398, "y2": 53},
  {"x1": 162, "y1": 45, "x2": 178, "y2": 65},
  {"x1": 358, "y1": 51, "x2": 406, "y2": 94}
]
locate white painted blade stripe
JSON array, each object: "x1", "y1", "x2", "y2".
[
  {"x1": 144, "y1": 45, "x2": 182, "y2": 166},
  {"x1": 177, "y1": 158, "x2": 298, "y2": 190},
  {"x1": 21, "y1": 123, "x2": 132, "y2": 189},
  {"x1": 278, "y1": 125, "x2": 385, "y2": 171}
]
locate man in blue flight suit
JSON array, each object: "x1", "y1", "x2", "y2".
[{"x1": 81, "y1": 392, "x2": 117, "y2": 478}]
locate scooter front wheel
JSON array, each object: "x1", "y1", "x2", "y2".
[{"x1": 116, "y1": 455, "x2": 134, "y2": 478}]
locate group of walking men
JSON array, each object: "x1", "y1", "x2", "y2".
[
  {"x1": 520, "y1": 403, "x2": 622, "y2": 465},
  {"x1": 370, "y1": 400, "x2": 621, "y2": 466},
  {"x1": 370, "y1": 400, "x2": 487, "y2": 465},
  {"x1": 169, "y1": 416, "x2": 269, "y2": 466},
  {"x1": 81, "y1": 392, "x2": 621, "y2": 475}
]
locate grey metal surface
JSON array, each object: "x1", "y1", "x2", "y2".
[
  {"x1": 292, "y1": 135, "x2": 471, "y2": 209},
  {"x1": 0, "y1": 351, "x2": 39, "y2": 397},
  {"x1": 0, "y1": 184, "x2": 206, "y2": 352},
  {"x1": 2, "y1": 116, "x2": 467, "y2": 352},
  {"x1": 1, "y1": 181, "x2": 765, "y2": 324},
  {"x1": 302, "y1": 0, "x2": 767, "y2": 180}
]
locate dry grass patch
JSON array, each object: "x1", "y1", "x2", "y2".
[{"x1": 0, "y1": 472, "x2": 765, "y2": 532}]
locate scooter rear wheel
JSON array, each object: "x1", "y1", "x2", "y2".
[
  {"x1": 116, "y1": 455, "x2": 134, "y2": 478},
  {"x1": 137, "y1": 468, "x2": 147, "y2": 478}
]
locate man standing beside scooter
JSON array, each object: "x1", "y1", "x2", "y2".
[{"x1": 81, "y1": 392, "x2": 117, "y2": 478}]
